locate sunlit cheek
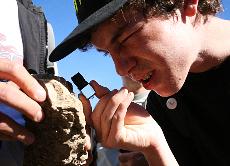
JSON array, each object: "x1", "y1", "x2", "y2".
[
  {"x1": 155, "y1": 65, "x2": 188, "y2": 97},
  {"x1": 169, "y1": 66, "x2": 189, "y2": 91}
]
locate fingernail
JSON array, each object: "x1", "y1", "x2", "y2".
[
  {"x1": 128, "y1": 92, "x2": 134, "y2": 98},
  {"x1": 36, "y1": 88, "x2": 46, "y2": 101},
  {"x1": 35, "y1": 110, "x2": 44, "y2": 122},
  {"x1": 122, "y1": 88, "x2": 128, "y2": 95}
]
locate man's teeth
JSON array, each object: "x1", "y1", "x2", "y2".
[{"x1": 143, "y1": 72, "x2": 152, "y2": 81}]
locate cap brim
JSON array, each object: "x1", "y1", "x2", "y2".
[{"x1": 49, "y1": 0, "x2": 128, "y2": 62}]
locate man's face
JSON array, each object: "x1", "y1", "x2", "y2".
[{"x1": 91, "y1": 10, "x2": 200, "y2": 97}]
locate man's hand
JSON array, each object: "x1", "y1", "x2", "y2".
[
  {"x1": 79, "y1": 80, "x2": 180, "y2": 166},
  {"x1": 0, "y1": 59, "x2": 46, "y2": 144},
  {"x1": 80, "y1": 80, "x2": 163, "y2": 154}
]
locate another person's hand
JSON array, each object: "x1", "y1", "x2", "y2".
[
  {"x1": 118, "y1": 151, "x2": 148, "y2": 166},
  {"x1": 0, "y1": 59, "x2": 46, "y2": 144}
]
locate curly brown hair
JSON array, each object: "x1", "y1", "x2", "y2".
[
  {"x1": 124, "y1": 0, "x2": 223, "y2": 18},
  {"x1": 79, "y1": 0, "x2": 223, "y2": 51}
]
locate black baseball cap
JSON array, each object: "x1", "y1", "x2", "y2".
[{"x1": 49, "y1": 0, "x2": 128, "y2": 62}]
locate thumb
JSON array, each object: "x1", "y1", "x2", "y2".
[{"x1": 89, "y1": 80, "x2": 110, "y2": 98}]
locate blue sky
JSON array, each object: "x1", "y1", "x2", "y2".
[{"x1": 33, "y1": 0, "x2": 229, "y2": 106}]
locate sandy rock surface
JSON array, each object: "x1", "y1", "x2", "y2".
[{"x1": 23, "y1": 75, "x2": 88, "y2": 166}]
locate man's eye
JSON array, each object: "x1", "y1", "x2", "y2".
[
  {"x1": 119, "y1": 24, "x2": 143, "y2": 45},
  {"x1": 103, "y1": 51, "x2": 110, "y2": 57},
  {"x1": 96, "y1": 49, "x2": 110, "y2": 57},
  {"x1": 120, "y1": 29, "x2": 138, "y2": 45}
]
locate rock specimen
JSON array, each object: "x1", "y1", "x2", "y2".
[{"x1": 23, "y1": 75, "x2": 88, "y2": 166}]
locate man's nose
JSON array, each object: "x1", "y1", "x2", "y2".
[
  {"x1": 108, "y1": 45, "x2": 137, "y2": 76},
  {"x1": 113, "y1": 56, "x2": 136, "y2": 76}
]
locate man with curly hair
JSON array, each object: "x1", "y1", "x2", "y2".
[{"x1": 50, "y1": 0, "x2": 230, "y2": 165}]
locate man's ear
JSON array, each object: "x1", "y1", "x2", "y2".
[{"x1": 184, "y1": 0, "x2": 199, "y2": 17}]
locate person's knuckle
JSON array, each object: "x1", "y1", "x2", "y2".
[
  {"x1": 102, "y1": 112, "x2": 110, "y2": 122},
  {"x1": 113, "y1": 112, "x2": 123, "y2": 122},
  {"x1": 100, "y1": 94, "x2": 110, "y2": 103},
  {"x1": 112, "y1": 114, "x2": 119, "y2": 121},
  {"x1": 8, "y1": 62, "x2": 23, "y2": 75},
  {"x1": 109, "y1": 95, "x2": 119, "y2": 106},
  {"x1": 118, "y1": 102, "x2": 126, "y2": 110}
]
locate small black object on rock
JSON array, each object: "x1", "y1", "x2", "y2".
[
  {"x1": 71, "y1": 72, "x2": 95, "y2": 99},
  {"x1": 71, "y1": 72, "x2": 88, "y2": 90}
]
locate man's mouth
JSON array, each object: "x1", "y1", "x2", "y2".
[{"x1": 141, "y1": 71, "x2": 153, "y2": 84}]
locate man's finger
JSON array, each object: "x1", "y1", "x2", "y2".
[
  {"x1": 0, "y1": 83, "x2": 44, "y2": 122},
  {"x1": 0, "y1": 59, "x2": 46, "y2": 102},
  {"x1": 92, "y1": 89, "x2": 118, "y2": 141},
  {"x1": 101, "y1": 88, "x2": 128, "y2": 142},
  {"x1": 89, "y1": 80, "x2": 110, "y2": 98},
  {"x1": 111, "y1": 92, "x2": 134, "y2": 134}
]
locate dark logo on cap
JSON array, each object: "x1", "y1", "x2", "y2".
[{"x1": 74, "y1": 0, "x2": 82, "y2": 13}]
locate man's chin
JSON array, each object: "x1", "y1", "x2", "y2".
[{"x1": 154, "y1": 86, "x2": 181, "y2": 97}]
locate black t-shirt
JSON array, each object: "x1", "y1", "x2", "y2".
[{"x1": 147, "y1": 57, "x2": 230, "y2": 166}]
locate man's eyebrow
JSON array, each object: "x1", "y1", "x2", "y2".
[
  {"x1": 110, "y1": 24, "x2": 127, "y2": 44},
  {"x1": 96, "y1": 48, "x2": 110, "y2": 56},
  {"x1": 96, "y1": 48, "x2": 108, "y2": 53}
]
